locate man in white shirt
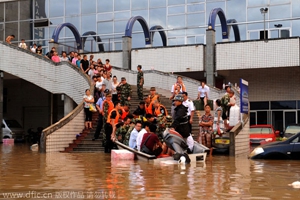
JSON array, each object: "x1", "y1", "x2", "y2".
[
  {"x1": 170, "y1": 76, "x2": 186, "y2": 118},
  {"x1": 18, "y1": 39, "x2": 27, "y2": 49},
  {"x1": 197, "y1": 81, "x2": 209, "y2": 106},
  {"x1": 136, "y1": 122, "x2": 150, "y2": 151},
  {"x1": 129, "y1": 121, "x2": 142, "y2": 149},
  {"x1": 181, "y1": 91, "x2": 195, "y2": 153}
]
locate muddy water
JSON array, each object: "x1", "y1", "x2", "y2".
[{"x1": 0, "y1": 144, "x2": 300, "y2": 200}]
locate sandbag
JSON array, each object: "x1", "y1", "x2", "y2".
[{"x1": 229, "y1": 105, "x2": 240, "y2": 126}]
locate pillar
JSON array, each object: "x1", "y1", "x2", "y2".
[
  {"x1": 205, "y1": 29, "x2": 216, "y2": 86},
  {"x1": 64, "y1": 95, "x2": 73, "y2": 116},
  {"x1": 122, "y1": 36, "x2": 132, "y2": 70},
  {"x1": 0, "y1": 71, "x2": 3, "y2": 139}
]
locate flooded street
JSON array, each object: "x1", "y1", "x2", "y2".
[{"x1": 0, "y1": 144, "x2": 300, "y2": 200}]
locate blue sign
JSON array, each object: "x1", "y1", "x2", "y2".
[{"x1": 240, "y1": 79, "x2": 249, "y2": 114}]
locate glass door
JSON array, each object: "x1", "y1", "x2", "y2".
[
  {"x1": 284, "y1": 111, "x2": 296, "y2": 129},
  {"x1": 272, "y1": 111, "x2": 283, "y2": 132}
]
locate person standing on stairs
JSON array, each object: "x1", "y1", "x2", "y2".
[
  {"x1": 116, "y1": 77, "x2": 132, "y2": 106},
  {"x1": 150, "y1": 87, "x2": 160, "y2": 103},
  {"x1": 83, "y1": 89, "x2": 94, "y2": 129},
  {"x1": 105, "y1": 101, "x2": 122, "y2": 153},
  {"x1": 92, "y1": 89, "x2": 111, "y2": 141},
  {"x1": 137, "y1": 65, "x2": 144, "y2": 100}
]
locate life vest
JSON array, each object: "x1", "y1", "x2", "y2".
[
  {"x1": 101, "y1": 100, "x2": 114, "y2": 114},
  {"x1": 150, "y1": 94, "x2": 159, "y2": 103},
  {"x1": 145, "y1": 102, "x2": 154, "y2": 115},
  {"x1": 120, "y1": 107, "x2": 129, "y2": 120},
  {"x1": 107, "y1": 109, "x2": 120, "y2": 124},
  {"x1": 154, "y1": 104, "x2": 168, "y2": 117}
]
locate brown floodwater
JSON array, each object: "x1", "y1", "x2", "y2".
[{"x1": 0, "y1": 144, "x2": 300, "y2": 200}]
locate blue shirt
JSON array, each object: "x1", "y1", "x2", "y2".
[
  {"x1": 96, "y1": 96, "x2": 106, "y2": 110},
  {"x1": 129, "y1": 128, "x2": 139, "y2": 149}
]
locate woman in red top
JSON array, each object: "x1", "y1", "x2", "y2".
[{"x1": 104, "y1": 59, "x2": 112, "y2": 73}]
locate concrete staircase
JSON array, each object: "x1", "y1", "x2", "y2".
[{"x1": 62, "y1": 85, "x2": 202, "y2": 153}]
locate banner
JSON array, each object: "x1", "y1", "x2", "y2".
[{"x1": 240, "y1": 79, "x2": 249, "y2": 114}]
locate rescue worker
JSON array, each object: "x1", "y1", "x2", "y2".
[
  {"x1": 116, "y1": 77, "x2": 132, "y2": 106},
  {"x1": 169, "y1": 94, "x2": 194, "y2": 152},
  {"x1": 153, "y1": 100, "x2": 168, "y2": 117},
  {"x1": 105, "y1": 101, "x2": 122, "y2": 153},
  {"x1": 149, "y1": 87, "x2": 160, "y2": 103},
  {"x1": 100, "y1": 92, "x2": 114, "y2": 146},
  {"x1": 144, "y1": 95, "x2": 154, "y2": 115},
  {"x1": 120, "y1": 103, "x2": 130, "y2": 120},
  {"x1": 137, "y1": 65, "x2": 144, "y2": 100}
]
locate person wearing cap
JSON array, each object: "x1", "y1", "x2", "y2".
[
  {"x1": 169, "y1": 94, "x2": 190, "y2": 139},
  {"x1": 92, "y1": 89, "x2": 111, "y2": 141},
  {"x1": 116, "y1": 77, "x2": 132, "y2": 106},
  {"x1": 150, "y1": 87, "x2": 160, "y2": 103},
  {"x1": 137, "y1": 65, "x2": 144, "y2": 100}
]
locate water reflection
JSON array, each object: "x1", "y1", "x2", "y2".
[{"x1": 0, "y1": 144, "x2": 300, "y2": 199}]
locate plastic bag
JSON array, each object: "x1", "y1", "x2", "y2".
[{"x1": 89, "y1": 104, "x2": 97, "y2": 112}]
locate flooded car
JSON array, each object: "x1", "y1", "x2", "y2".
[
  {"x1": 1, "y1": 119, "x2": 25, "y2": 142},
  {"x1": 282, "y1": 124, "x2": 300, "y2": 138},
  {"x1": 250, "y1": 124, "x2": 279, "y2": 145},
  {"x1": 249, "y1": 132, "x2": 300, "y2": 160}
]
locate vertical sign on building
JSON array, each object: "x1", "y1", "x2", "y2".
[{"x1": 240, "y1": 79, "x2": 249, "y2": 114}]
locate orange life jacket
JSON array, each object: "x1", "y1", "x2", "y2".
[
  {"x1": 150, "y1": 94, "x2": 159, "y2": 103},
  {"x1": 107, "y1": 108, "x2": 120, "y2": 124},
  {"x1": 154, "y1": 104, "x2": 168, "y2": 117},
  {"x1": 101, "y1": 100, "x2": 114, "y2": 114},
  {"x1": 145, "y1": 102, "x2": 154, "y2": 115},
  {"x1": 120, "y1": 107, "x2": 129, "y2": 120}
]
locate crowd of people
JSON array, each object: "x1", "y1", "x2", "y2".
[{"x1": 5, "y1": 35, "x2": 237, "y2": 154}]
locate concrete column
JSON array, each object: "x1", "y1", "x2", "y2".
[
  {"x1": 0, "y1": 71, "x2": 3, "y2": 139},
  {"x1": 64, "y1": 95, "x2": 73, "y2": 116},
  {"x1": 205, "y1": 29, "x2": 216, "y2": 86},
  {"x1": 122, "y1": 36, "x2": 132, "y2": 70}
]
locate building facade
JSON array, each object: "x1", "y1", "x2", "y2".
[{"x1": 1, "y1": 0, "x2": 300, "y2": 52}]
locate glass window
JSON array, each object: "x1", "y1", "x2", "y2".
[
  {"x1": 35, "y1": 0, "x2": 48, "y2": 19},
  {"x1": 34, "y1": 27, "x2": 49, "y2": 42},
  {"x1": 150, "y1": 0, "x2": 166, "y2": 8},
  {"x1": 270, "y1": 0, "x2": 290, "y2": 5},
  {"x1": 298, "y1": 101, "x2": 300, "y2": 109},
  {"x1": 248, "y1": 22, "x2": 263, "y2": 30},
  {"x1": 132, "y1": 10, "x2": 148, "y2": 20},
  {"x1": 49, "y1": 0, "x2": 64, "y2": 17},
  {"x1": 114, "y1": 20, "x2": 127, "y2": 33},
  {"x1": 167, "y1": 29, "x2": 185, "y2": 37},
  {"x1": 269, "y1": 5, "x2": 290, "y2": 19},
  {"x1": 292, "y1": 1, "x2": 300, "y2": 17},
  {"x1": 248, "y1": 7, "x2": 265, "y2": 22},
  {"x1": 250, "y1": 101, "x2": 269, "y2": 110},
  {"x1": 114, "y1": 11, "x2": 130, "y2": 20},
  {"x1": 196, "y1": 35, "x2": 204, "y2": 43},
  {"x1": 97, "y1": 13, "x2": 113, "y2": 22},
  {"x1": 152, "y1": 32, "x2": 164, "y2": 47},
  {"x1": 5, "y1": 22, "x2": 18, "y2": 40},
  {"x1": 292, "y1": 20, "x2": 300, "y2": 36},
  {"x1": 65, "y1": 16, "x2": 80, "y2": 37},
  {"x1": 206, "y1": 2, "x2": 225, "y2": 22},
  {"x1": 226, "y1": 0, "x2": 246, "y2": 22},
  {"x1": 187, "y1": 4, "x2": 204, "y2": 13},
  {"x1": 49, "y1": 18, "x2": 64, "y2": 26},
  {"x1": 20, "y1": 0, "x2": 32, "y2": 20},
  {"x1": 97, "y1": 0, "x2": 113, "y2": 12},
  {"x1": 168, "y1": 0, "x2": 185, "y2": 6},
  {"x1": 65, "y1": 0, "x2": 80, "y2": 16},
  {"x1": 187, "y1": 0, "x2": 205, "y2": 3},
  {"x1": 19, "y1": 21, "x2": 32, "y2": 40},
  {"x1": 298, "y1": 111, "x2": 300, "y2": 124},
  {"x1": 187, "y1": 13, "x2": 205, "y2": 27},
  {"x1": 131, "y1": 0, "x2": 148, "y2": 10},
  {"x1": 250, "y1": 112, "x2": 256, "y2": 125},
  {"x1": 81, "y1": 15, "x2": 96, "y2": 33},
  {"x1": 187, "y1": 36, "x2": 195, "y2": 44},
  {"x1": 5, "y1": 1, "x2": 18, "y2": 21},
  {"x1": 97, "y1": 21, "x2": 113, "y2": 34},
  {"x1": 168, "y1": 14, "x2": 185, "y2": 29},
  {"x1": 82, "y1": 0, "x2": 96, "y2": 14},
  {"x1": 149, "y1": 8, "x2": 166, "y2": 27},
  {"x1": 114, "y1": 0, "x2": 130, "y2": 11},
  {"x1": 0, "y1": 3, "x2": 4, "y2": 22},
  {"x1": 132, "y1": 32, "x2": 146, "y2": 48},
  {"x1": 168, "y1": 6, "x2": 185, "y2": 15},
  {"x1": 114, "y1": 41, "x2": 122, "y2": 50},
  {"x1": 0, "y1": 24, "x2": 4, "y2": 41},
  {"x1": 257, "y1": 111, "x2": 268, "y2": 124},
  {"x1": 247, "y1": 0, "x2": 268, "y2": 7},
  {"x1": 271, "y1": 101, "x2": 296, "y2": 110}
]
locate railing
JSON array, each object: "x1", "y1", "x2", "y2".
[{"x1": 0, "y1": 42, "x2": 92, "y2": 153}]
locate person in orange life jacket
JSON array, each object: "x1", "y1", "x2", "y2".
[
  {"x1": 120, "y1": 104, "x2": 130, "y2": 120},
  {"x1": 144, "y1": 95, "x2": 154, "y2": 115},
  {"x1": 105, "y1": 101, "x2": 122, "y2": 153},
  {"x1": 92, "y1": 90, "x2": 111, "y2": 141},
  {"x1": 149, "y1": 87, "x2": 160, "y2": 103},
  {"x1": 153, "y1": 100, "x2": 168, "y2": 117}
]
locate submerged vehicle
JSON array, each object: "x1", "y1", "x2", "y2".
[{"x1": 250, "y1": 124, "x2": 279, "y2": 145}]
